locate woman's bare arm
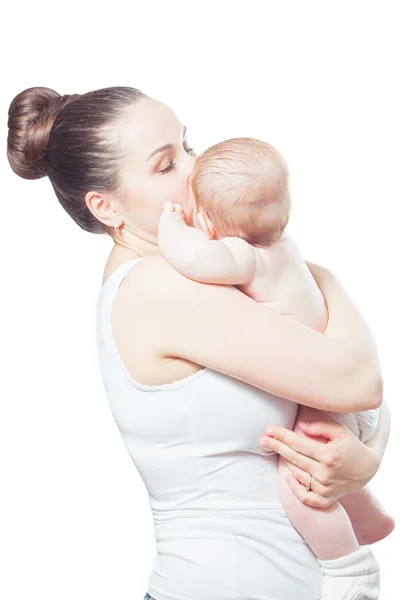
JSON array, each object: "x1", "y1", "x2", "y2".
[
  {"x1": 132, "y1": 256, "x2": 382, "y2": 412},
  {"x1": 306, "y1": 261, "x2": 381, "y2": 370}
]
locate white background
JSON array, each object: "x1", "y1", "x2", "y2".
[{"x1": 1, "y1": 1, "x2": 398, "y2": 598}]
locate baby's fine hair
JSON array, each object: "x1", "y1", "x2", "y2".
[{"x1": 191, "y1": 138, "x2": 291, "y2": 246}]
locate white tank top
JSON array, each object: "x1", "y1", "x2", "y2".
[{"x1": 96, "y1": 258, "x2": 322, "y2": 600}]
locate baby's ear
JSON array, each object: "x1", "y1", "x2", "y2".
[
  {"x1": 204, "y1": 214, "x2": 217, "y2": 239},
  {"x1": 196, "y1": 211, "x2": 216, "y2": 239}
]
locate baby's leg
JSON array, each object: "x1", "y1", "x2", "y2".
[
  {"x1": 278, "y1": 457, "x2": 359, "y2": 559},
  {"x1": 339, "y1": 486, "x2": 395, "y2": 546},
  {"x1": 278, "y1": 431, "x2": 359, "y2": 559},
  {"x1": 279, "y1": 405, "x2": 380, "y2": 599}
]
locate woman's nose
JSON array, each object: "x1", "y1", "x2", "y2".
[
  {"x1": 187, "y1": 154, "x2": 198, "y2": 180},
  {"x1": 186, "y1": 150, "x2": 197, "y2": 169}
]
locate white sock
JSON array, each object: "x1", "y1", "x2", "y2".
[{"x1": 318, "y1": 545, "x2": 380, "y2": 600}]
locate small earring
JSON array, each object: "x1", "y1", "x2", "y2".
[{"x1": 114, "y1": 222, "x2": 120, "y2": 232}]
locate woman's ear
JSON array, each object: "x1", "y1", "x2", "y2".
[{"x1": 85, "y1": 190, "x2": 117, "y2": 228}]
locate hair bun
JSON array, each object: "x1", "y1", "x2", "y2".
[{"x1": 7, "y1": 87, "x2": 72, "y2": 180}]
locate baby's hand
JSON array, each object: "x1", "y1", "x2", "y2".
[
  {"x1": 158, "y1": 201, "x2": 189, "y2": 260},
  {"x1": 159, "y1": 201, "x2": 187, "y2": 234},
  {"x1": 162, "y1": 201, "x2": 185, "y2": 218}
]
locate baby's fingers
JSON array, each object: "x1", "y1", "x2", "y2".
[{"x1": 162, "y1": 201, "x2": 175, "y2": 212}]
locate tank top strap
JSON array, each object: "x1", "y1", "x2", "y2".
[
  {"x1": 110, "y1": 257, "x2": 146, "y2": 287},
  {"x1": 97, "y1": 256, "x2": 147, "y2": 312}
]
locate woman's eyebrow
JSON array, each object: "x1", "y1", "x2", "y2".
[{"x1": 146, "y1": 126, "x2": 187, "y2": 162}]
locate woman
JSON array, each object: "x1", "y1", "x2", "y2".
[{"x1": 7, "y1": 86, "x2": 390, "y2": 600}]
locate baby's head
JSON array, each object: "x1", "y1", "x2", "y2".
[{"x1": 190, "y1": 138, "x2": 291, "y2": 246}]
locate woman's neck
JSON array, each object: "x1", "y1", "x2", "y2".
[
  {"x1": 102, "y1": 229, "x2": 160, "y2": 287},
  {"x1": 112, "y1": 227, "x2": 160, "y2": 259}
]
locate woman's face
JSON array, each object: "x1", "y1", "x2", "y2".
[{"x1": 116, "y1": 96, "x2": 198, "y2": 235}]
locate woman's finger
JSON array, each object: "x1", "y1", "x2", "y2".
[
  {"x1": 285, "y1": 472, "x2": 330, "y2": 508},
  {"x1": 297, "y1": 419, "x2": 345, "y2": 441},
  {"x1": 260, "y1": 434, "x2": 320, "y2": 476},
  {"x1": 283, "y1": 459, "x2": 327, "y2": 498},
  {"x1": 262, "y1": 426, "x2": 326, "y2": 462}
]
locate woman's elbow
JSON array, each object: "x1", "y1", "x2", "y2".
[
  {"x1": 349, "y1": 368, "x2": 384, "y2": 412},
  {"x1": 365, "y1": 371, "x2": 384, "y2": 410},
  {"x1": 325, "y1": 360, "x2": 383, "y2": 413}
]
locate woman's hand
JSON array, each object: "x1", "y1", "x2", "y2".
[{"x1": 259, "y1": 419, "x2": 380, "y2": 508}]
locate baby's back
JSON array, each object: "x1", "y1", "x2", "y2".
[{"x1": 239, "y1": 233, "x2": 328, "y2": 332}]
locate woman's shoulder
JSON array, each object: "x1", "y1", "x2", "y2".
[
  {"x1": 112, "y1": 252, "x2": 246, "y2": 335},
  {"x1": 110, "y1": 254, "x2": 207, "y2": 385},
  {"x1": 102, "y1": 252, "x2": 169, "y2": 286},
  {"x1": 120, "y1": 254, "x2": 207, "y2": 302}
]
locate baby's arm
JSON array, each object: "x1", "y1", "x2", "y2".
[{"x1": 158, "y1": 202, "x2": 257, "y2": 284}]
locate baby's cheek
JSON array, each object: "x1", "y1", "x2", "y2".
[{"x1": 175, "y1": 185, "x2": 195, "y2": 226}]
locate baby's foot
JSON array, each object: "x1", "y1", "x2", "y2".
[
  {"x1": 352, "y1": 512, "x2": 395, "y2": 546},
  {"x1": 340, "y1": 490, "x2": 396, "y2": 546}
]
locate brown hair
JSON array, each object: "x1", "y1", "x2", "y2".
[
  {"x1": 191, "y1": 138, "x2": 291, "y2": 246},
  {"x1": 7, "y1": 86, "x2": 145, "y2": 233}
]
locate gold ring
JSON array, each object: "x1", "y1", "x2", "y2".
[{"x1": 306, "y1": 474, "x2": 312, "y2": 491}]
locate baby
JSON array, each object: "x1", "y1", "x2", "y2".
[{"x1": 158, "y1": 138, "x2": 395, "y2": 600}]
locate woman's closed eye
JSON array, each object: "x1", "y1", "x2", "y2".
[{"x1": 159, "y1": 145, "x2": 195, "y2": 174}]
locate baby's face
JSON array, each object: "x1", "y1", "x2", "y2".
[{"x1": 188, "y1": 184, "x2": 201, "y2": 228}]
